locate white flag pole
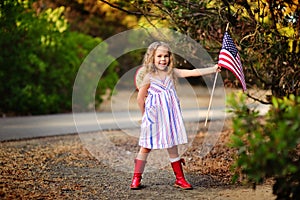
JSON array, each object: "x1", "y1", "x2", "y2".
[
  {"x1": 204, "y1": 71, "x2": 219, "y2": 127},
  {"x1": 204, "y1": 23, "x2": 229, "y2": 127}
]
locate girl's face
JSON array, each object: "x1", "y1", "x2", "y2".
[{"x1": 154, "y1": 46, "x2": 170, "y2": 71}]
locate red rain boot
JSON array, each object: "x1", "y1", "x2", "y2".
[
  {"x1": 171, "y1": 158, "x2": 193, "y2": 190},
  {"x1": 130, "y1": 159, "x2": 146, "y2": 189}
]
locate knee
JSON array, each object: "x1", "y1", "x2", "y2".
[
  {"x1": 140, "y1": 147, "x2": 151, "y2": 153},
  {"x1": 167, "y1": 146, "x2": 179, "y2": 157}
]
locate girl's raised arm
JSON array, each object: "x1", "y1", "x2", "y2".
[{"x1": 174, "y1": 64, "x2": 219, "y2": 78}]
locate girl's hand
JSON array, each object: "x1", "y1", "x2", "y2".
[{"x1": 214, "y1": 64, "x2": 221, "y2": 72}]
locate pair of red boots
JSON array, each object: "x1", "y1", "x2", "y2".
[{"x1": 130, "y1": 158, "x2": 192, "y2": 190}]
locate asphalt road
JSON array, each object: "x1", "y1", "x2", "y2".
[
  {"x1": 0, "y1": 83, "x2": 270, "y2": 142},
  {"x1": 0, "y1": 102, "x2": 271, "y2": 142},
  {"x1": 0, "y1": 107, "x2": 229, "y2": 141}
]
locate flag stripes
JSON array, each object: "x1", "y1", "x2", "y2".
[{"x1": 218, "y1": 31, "x2": 247, "y2": 91}]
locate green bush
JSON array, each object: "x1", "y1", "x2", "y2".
[
  {"x1": 0, "y1": 1, "x2": 118, "y2": 115},
  {"x1": 228, "y1": 92, "x2": 300, "y2": 200}
]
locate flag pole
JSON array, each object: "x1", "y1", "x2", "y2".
[
  {"x1": 204, "y1": 70, "x2": 219, "y2": 126},
  {"x1": 204, "y1": 23, "x2": 230, "y2": 127}
]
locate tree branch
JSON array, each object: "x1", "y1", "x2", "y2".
[
  {"x1": 246, "y1": 92, "x2": 270, "y2": 104},
  {"x1": 98, "y1": 0, "x2": 160, "y2": 17}
]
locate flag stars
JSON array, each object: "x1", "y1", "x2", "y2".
[{"x1": 222, "y1": 32, "x2": 238, "y2": 57}]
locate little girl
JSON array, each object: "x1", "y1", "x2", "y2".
[{"x1": 131, "y1": 41, "x2": 219, "y2": 190}]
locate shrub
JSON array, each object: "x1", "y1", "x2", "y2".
[
  {"x1": 0, "y1": 1, "x2": 118, "y2": 115},
  {"x1": 228, "y1": 92, "x2": 300, "y2": 200}
]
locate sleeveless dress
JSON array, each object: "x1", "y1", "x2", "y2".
[{"x1": 139, "y1": 75, "x2": 188, "y2": 149}]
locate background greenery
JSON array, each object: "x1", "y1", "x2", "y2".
[
  {"x1": 1, "y1": 0, "x2": 298, "y2": 115},
  {"x1": 0, "y1": 0, "x2": 120, "y2": 115}
]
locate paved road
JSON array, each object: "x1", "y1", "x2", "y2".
[
  {"x1": 0, "y1": 103, "x2": 270, "y2": 141},
  {"x1": 0, "y1": 107, "x2": 228, "y2": 141}
]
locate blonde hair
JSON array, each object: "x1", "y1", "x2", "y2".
[{"x1": 142, "y1": 41, "x2": 175, "y2": 77}]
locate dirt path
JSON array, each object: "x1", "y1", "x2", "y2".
[{"x1": 1, "y1": 124, "x2": 275, "y2": 200}]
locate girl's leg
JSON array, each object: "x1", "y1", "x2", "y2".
[
  {"x1": 130, "y1": 147, "x2": 151, "y2": 189},
  {"x1": 136, "y1": 147, "x2": 151, "y2": 161},
  {"x1": 167, "y1": 146, "x2": 192, "y2": 190},
  {"x1": 167, "y1": 145, "x2": 180, "y2": 162}
]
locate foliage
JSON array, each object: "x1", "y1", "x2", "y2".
[
  {"x1": 35, "y1": 0, "x2": 139, "y2": 38},
  {"x1": 101, "y1": 0, "x2": 300, "y2": 100},
  {"x1": 235, "y1": 0, "x2": 300, "y2": 99},
  {"x1": 0, "y1": 0, "x2": 118, "y2": 115},
  {"x1": 228, "y1": 92, "x2": 300, "y2": 199},
  {"x1": 35, "y1": 0, "x2": 142, "y2": 76}
]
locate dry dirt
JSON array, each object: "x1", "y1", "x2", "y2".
[{"x1": 0, "y1": 120, "x2": 275, "y2": 200}]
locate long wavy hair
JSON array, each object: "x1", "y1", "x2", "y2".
[{"x1": 142, "y1": 41, "x2": 175, "y2": 79}]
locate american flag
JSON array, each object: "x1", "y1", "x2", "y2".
[{"x1": 218, "y1": 31, "x2": 247, "y2": 91}]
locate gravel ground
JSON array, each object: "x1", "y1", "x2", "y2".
[{"x1": 0, "y1": 121, "x2": 275, "y2": 200}]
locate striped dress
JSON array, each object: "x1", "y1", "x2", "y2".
[{"x1": 139, "y1": 75, "x2": 188, "y2": 149}]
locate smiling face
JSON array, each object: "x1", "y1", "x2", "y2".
[{"x1": 154, "y1": 46, "x2": 170, "y2": 71}]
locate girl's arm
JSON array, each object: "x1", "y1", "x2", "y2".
[
  {"x1": 137, "y1": 74, "x2": 150, "y2": 114},
  {"x1": 174, "y1": 64, "x2": 220, "y2": 78}
]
